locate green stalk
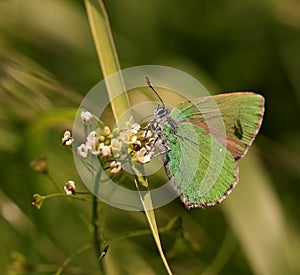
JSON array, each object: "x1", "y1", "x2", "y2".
[
  {"x1": 54, "y1": 243, "x2": 92, "y2": 275},
  {"x1": 92, "y1": 194, "x2": 104, "y2": 272},
  {"x1": 92, "y1": 170, "x2": 105, "y2": 273},
  {"x1": 45, "y1": 193, "x2": 92, "y2": 203}
]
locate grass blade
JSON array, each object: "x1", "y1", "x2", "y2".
[
  {"x1": 84, "y1": 0, "x2": 130, "y2": 122},
  {"x1": 133, "y1": 168, "x2": 173, "y2": 275}
]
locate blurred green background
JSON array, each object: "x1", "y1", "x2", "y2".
[{"x1": 1, "y1": 0, "x2": 300, "y2": 274}]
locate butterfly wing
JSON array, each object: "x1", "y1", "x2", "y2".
[
  {"x1": 164, "y1": 121, "x2": 238, "y2": 208},
  {"x1": 170, "y1": 92, "x2": 264, "y2": 160}
]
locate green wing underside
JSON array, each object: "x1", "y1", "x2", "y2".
[
  {"x1": 164, "y1": 122, "x2": 238, "y2": 208},
  {"x1": 170, "y1": 92, "x2": 265, "y2": 160}
]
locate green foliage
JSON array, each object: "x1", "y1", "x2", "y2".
[{"x1": 0, "y1": 0, "x2": 300, "y2": 274}]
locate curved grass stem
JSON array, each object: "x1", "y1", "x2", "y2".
[
  {"x1": 133, "y1": 165, "x2": 173, "y2": 275},
  {"x1": 54, "y1": 243, "x2": 92, "y2": 275},
  {"x1": 84, "y1": 0, "x2": 130, "y2": 124}
]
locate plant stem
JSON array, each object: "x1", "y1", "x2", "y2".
[
  {"x1": 54, "y1": 243, "x2": 92, "y2": 275},
  {"x1": 47, "y1": 174, "x2": 61, "y2": 191},
  {"x1": 44, "y1": 193, "x2": 92, "y2": 203},
  {"x1": 107, "y1": 226, "x2": 174, "y2": 242},
  {"x1": 92, "y1": 170, "x2": 105, "y2": 273}
]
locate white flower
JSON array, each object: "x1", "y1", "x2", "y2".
[
  {"x1": 120, "y1": 130, "x2": 137, "y2": 144},
  {"x1": 63, "y1": 131, "x2": 71, "y2": 138},
  {"x1": 101, "y1": 145, "x2": 111, "y2": 157},
  {"x1": 135, "y1": 147, "x2": 151, "y2": 164},
  {"x1": 64, "y1": 180, "x2": 76, "y2": 195},
  {"x1": 62, "y1": 130, "x2": 73, "y2": 146},
  {"x1": 81, "y1": 111, "x2": 93, "y2": 125},
  {"x1": 77, "y1": 144, "x2": 88, "y2": 158},
  {"x1": 86, "y1": 131, "x2": 99, "y2": 151},
  {"x1": 111, "y1": 138, "x2": 122, "y2": 155},
  {"x1": 110, "y1": 161, "x2": 122, "y2": 174},
  {"x1": 125, "y1": 116, "x2": 140, "y2": 134},
  {"x1": 90, "y1": 142, "x2": 102, "y2": 156}
]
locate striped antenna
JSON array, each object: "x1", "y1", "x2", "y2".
[{"x1": 145, "y1": 76, "x2": 165, "y2": 109}]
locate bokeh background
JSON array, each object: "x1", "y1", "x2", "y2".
[{"x1": 1, "y1": 0, "x2": 300, "y2": 274}]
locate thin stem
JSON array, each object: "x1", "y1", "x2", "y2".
[
  {"x1": 41, "y1": 170, "x2": 93, "y2": 231},
  {"x1": 54, "y1": 243, "x2": 92, "y2": 275},
  {"x1": 108, "y1": 229, "x2": 151, "y2": 242},
  {"x1": 44, "y1": 193, "x2": 92, "y2": 203},
  {"x1": 46, "y1": 173, "x2": 61, "y2": 191},
  {"x1": 201, "y1": 230, "x2": 237, "y2": 275},
  {"x1": 107, "y1": 225, "x2": 177, "y2": 242},
  {"x1": 92, "y1": 170, "x2": 105, "y2": 273}
]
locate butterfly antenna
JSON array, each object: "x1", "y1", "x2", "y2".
[{"x1": 145, "y1": 76, "x2": 165, "y2": 109}]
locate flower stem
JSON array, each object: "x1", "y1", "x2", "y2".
[
  {"x1": 47, "y1": 174, "x2": 61, "y2": 191},
  {"x1": 92, "y1": 170, "x2": 105, "y2": 273},
  {"x1": 54, "y1": 243, "x2": 92, "y2": 275},
  {"x1": 44, "y1": 193, "x2": 92, "y2": 203}
]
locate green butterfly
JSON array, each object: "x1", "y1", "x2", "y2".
[{"x1": 147, "y1": 79, "x2": 265, "y2": 208}]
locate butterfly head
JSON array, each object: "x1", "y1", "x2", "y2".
[
  {"x1": 154, "y1": 105, "x2": 169, "y2": 119},
  {"x1": 145, "y1": 76, "x2": 169, "y2": 120}
]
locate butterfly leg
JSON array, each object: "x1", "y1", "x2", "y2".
[{"x1": 148, "y1": 135, "x2": 171, "y2": 158}]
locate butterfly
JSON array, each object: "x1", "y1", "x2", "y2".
[{"x1": 146, "y1": 77, "x2": 265, "y2": 209}]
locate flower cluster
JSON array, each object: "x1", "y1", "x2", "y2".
[
  {"x1": 77, "y1": 127, "x2": 113, "y2": 159},
  {"x1": 69, "y1": 111, "x2": 155, "y2": 176}
]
